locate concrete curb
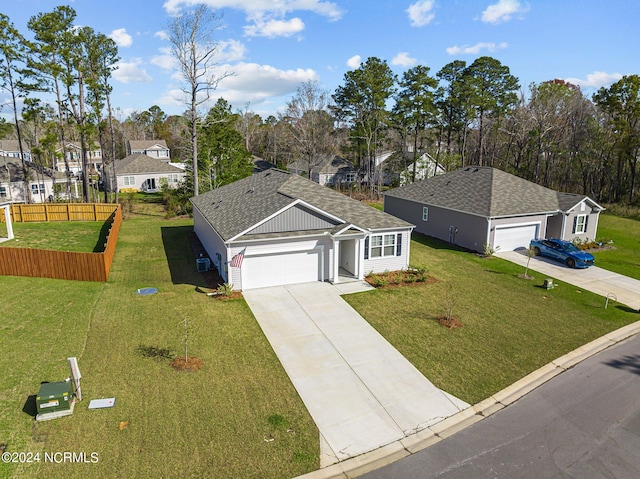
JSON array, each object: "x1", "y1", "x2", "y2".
[{"x1": 294, "y1": 320, "x2": 640, "y2": 479}]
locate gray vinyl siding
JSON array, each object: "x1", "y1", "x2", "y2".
[
  {"x1": 246, "y1": 204, "x2": 338, "y2": 235},
  {"x1": 563, "y1": 202, "x2": 599, "y2": 240},
  {"x1": 363, "y1": 228, "x2": 412, "y2": 274},
  {"x1": 193, "y1": 207, "x2": 228, "y2": 280},
  {"x1": 384, "y1": 197, "x2": 488, "y2": 252}
]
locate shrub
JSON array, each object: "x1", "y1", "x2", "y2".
[{"x1": 216, "y1": 283, "x2": 234, "y2": 296}]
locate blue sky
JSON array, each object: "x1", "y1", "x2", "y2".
[{"x1": 3, "y1": 0, "x2": 639, "y2": 121}]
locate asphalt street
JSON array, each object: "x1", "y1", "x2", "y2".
[{"x1": 362, "y1": 333, "x2": 640, "y2": 479}]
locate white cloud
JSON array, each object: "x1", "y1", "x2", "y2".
[
  {"x1": 151, "y1": 39, "x2": 246, "y2": 72},
  {"x1": 407, "y1": 0, "x2": 436, "y2": 27},
  {"x1": 109, "y1": 28, "x2": 133, "y2": 48},
  {"x1": 154, "y1": 30, "x2": 169, "y2": 41},
  {"x1": 158, "y1": 62, "x2": 319, "y2": 108},
  {"x1": 112, "y1": 60, "x2": 152, "y2": 83},
  {"x1": 446, "y1": 41, "x2": 508, "y2": 55},
  {"x1": 164, "y1": 0, "x2": 343, "y2": 20},
  {"x1": 346, "y1": 55, "x2": 362, "y2": 69},
  {"x1": 392, "y1": 52, "x2": 417, "y2": 67},
  {"x1": 150, "y1": 48, "x2": 175, "y2": 70},
  {"x1": 564, "y1": 71, "x2": 623, "y2": 89},
  {"x1": 481, "y1": 0, "x2": 529, "y2": 24},
  {"x1": 244, "y1": 17, "x2": 305, "y2": 38}
]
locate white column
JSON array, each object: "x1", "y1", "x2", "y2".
[{"x1": 3, "y1": 205, "x2": 13, "y2": 240}]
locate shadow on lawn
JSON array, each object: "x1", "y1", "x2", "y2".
[{"x1": 161, "y1": 225, "x2": 219, "y2": 289}]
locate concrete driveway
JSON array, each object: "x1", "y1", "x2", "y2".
[
  {"x1": 243, "y1": 282, "x2": 469, "y2": 465},
  {"x1": 497, "y1": 250, "x2": 640, "y2": 310}
]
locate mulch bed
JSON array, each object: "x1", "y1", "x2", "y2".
[
  {"x1": 170, "y1": 356, "x2": 204, "y2": 372},
  {"x1": 365, "y1": 270, "x2": 438, "y2": 288}
]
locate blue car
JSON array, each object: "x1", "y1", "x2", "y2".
[{"x1": 530, "y1": 238, "x2": 595, "y2": 268}]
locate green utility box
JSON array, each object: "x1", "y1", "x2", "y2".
[{"x1": 36, "y1": 381, "x2": 73, "y2": 415}]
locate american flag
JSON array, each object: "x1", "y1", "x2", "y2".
[{"x1": 230, "y1": 250, "x2": 245, "y2": 268}]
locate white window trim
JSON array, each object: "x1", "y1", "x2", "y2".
[
  {"x1": 422, "y1": 206, "x2": 429, "y2": 222},
  {"x1": 370, "y1": 233, "x2": 397, "y2": 258},
  {"x1": 575, "y1": 214, "x2": 587, "y2": 234}
]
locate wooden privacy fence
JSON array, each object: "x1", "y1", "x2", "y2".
[
  {"x1": 1, "y1": 203, "x2": 119, "y2": 223},
  {"x1": 0, "y1": 204, "x2": 122, "y2": 282}
]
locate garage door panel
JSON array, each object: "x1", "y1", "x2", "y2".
[
  {"x1": 242, "y1": 250, "x2": 321, "y2": 290},
  {"x1": 494, "y1": 224, "x2": 539, "y2": 252}
]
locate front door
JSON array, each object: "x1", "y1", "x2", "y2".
[{"x1": 145, "y1": 178, "x2": 156, "y2": 191}]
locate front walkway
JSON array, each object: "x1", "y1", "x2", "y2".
[
  {"x1": 497, "y1": 250, "x2": 640, "y2": 310},
  {"x1": 243, "y1": 282, "x2": 469, "y2": 465}
]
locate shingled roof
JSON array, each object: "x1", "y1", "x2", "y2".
[
  {"x1": 115, "y1": 154, "x2": 183, "y2": 175},
  {"x1": 384, "y1": 166, "x2": 596, "y2": 218},
  {"x1": 191, "y1": 169, "x2": 412, "y2": 242},
  {"x1": 128, "y1": 140, "x2": 168, "y2": 150}
]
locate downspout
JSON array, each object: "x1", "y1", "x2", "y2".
[{"x1": 486, "y1": 217, "x2": 492, "y2": 250}]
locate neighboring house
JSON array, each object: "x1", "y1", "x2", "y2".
[
  {"x1": 55, "y1": 142, "x2": 103, "y2": 174},
  {"x1": 0, "y1": 140, "x2": 31, "y2": 162},
  {"x1": 105, "y1": 154, "x2": 186, "y2": 193},
  {"x1": 191, "y1": 168, "x2": 414, "y2": 291},
  {"x1": 400, "y1": 153, "x2": 445, "y2": 185},
  {"x1": 384, "y1": 166, "x2": 604, "y2": 253},
  {"x1": 0, "y1": 155, "x2": 77, "y2": 203},
  {"x1": 128, "y1": 140, "x2": 171, "y2": 161},
  {"x1": 288, "y1": 154, "x2": 357, "y2": 186}
]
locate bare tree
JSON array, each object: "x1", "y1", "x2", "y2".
[
  {"x1": 282, "y1": 80, "x2": 336, "y2": 173},
  {"x1": 167, "y1": 4, "x2": 231, "y2": 196}
]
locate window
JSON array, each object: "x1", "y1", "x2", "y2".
[
  {"x1": 422, "y1": 206, "x2": 429, "y2": 221},
  {"x1": 166, "y1": 174, "x2": 179, "y2": 184},
  {"x1": 369, "y1": 233, "x2": 397, "y2": 258},
  {"x1": 123, "y1": 176, "x2": 135, "y2": 186},
  {"x1": 31, "y1": 183, "x2": 45, "y2": 194},
  {"x1": 574, "y1": 214, "x2": 587, "y2": 234},
  {"x1": 346, "y1": 172, "x2": 356, "y2": 183},
  {"x1": 0, "y1": 186, "x2": 6, "y2": 198}
]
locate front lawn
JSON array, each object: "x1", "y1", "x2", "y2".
[
  {"x1": 0, "y1": 211, "x2": 318, "y2": 479},
  {"x1": 590, "y1": 213, "x2": 640, "y2": 280},
  {"x1": 344, "y1": 233, "x2": 638, "y2": 405}
]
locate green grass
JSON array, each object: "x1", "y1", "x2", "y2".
[
  {"x1": 0, "y1": 221, "x2": 108, "y2": 252},
  {"x1": 0, "y1": 211, "x2": 318, "y2": 479},
  {"x1": 3, "y1": 202, "x2": 639, "y2": 477},
  {"x1": 590, "y1": 213, "x2": 640, "y2": 280},
  {"x1": 344, "y1": 233, "x2": 639, "y2": 405}
]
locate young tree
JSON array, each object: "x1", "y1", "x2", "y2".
[
  {"x1": 167, "y1": 4, "x2": 231, "y2": 196},
  {"x1": 0, "y1": 13, "x2": 31, "y2": 202},
  {"x1": 332, "y1": 57, "x2": 396, "y2": 197}
]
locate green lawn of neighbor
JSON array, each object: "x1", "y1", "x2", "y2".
[
  {"x1": 590, "y1": 212, "x2": 640, "y2": 280},
  {"x1": 0, "y1": 220, "x2": 108, "y2": 252}
]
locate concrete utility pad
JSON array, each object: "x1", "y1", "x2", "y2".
[
  {"x1": 498, "y1": 250, "x2": 640, "y2": 310},
  {"x1": 244, "y1": 282, "x2": 469, "y2": 464}
]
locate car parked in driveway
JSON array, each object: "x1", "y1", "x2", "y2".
[{"x1": 530, "y1": 238, "x2": 595, "y2": 268}]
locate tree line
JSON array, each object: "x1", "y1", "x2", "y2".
[{"x1": 2, "y1": 5, "x2": 639, "y2": 206}]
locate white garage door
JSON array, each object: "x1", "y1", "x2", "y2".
[
  {"x1": 241, "y1": 249, "x2": 322, "y2": 290},
  {"x1": 494, "y1": 224, "x2": 539, "y2": 252}
]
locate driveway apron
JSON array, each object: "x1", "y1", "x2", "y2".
[
  {"x1": 497, "y1": 250, "x2": 640, "y2": 310},
  {"x1": 243, "y1": 282, "x2": 469, "y2": 464}
]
